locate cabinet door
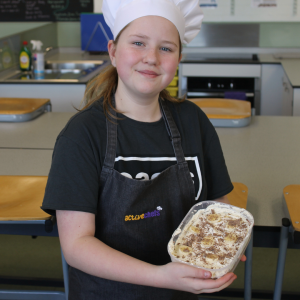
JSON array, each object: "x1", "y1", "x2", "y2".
[
  {"x1": 294, "y1": 89, "x2": 300, "y2": 116},
  {"x1": 261, "y1": 64, "x2": 293, "y2": 116},
  {"x1": 281, "y1": 71, "x2": 293, "y2": 116},
  {"x1": 261, "y1": 64, "x2": 284, "y2": 116}
]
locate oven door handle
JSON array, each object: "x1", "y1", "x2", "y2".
[{"x1": 187, "y1": 92, "x2": 254, "y2": 97}]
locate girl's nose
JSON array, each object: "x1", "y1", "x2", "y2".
[{"x1": 143, "y1": 49, "x2": 159, "y2": 65}]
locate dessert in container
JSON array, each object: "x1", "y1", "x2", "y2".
[{"x1": 167, "y1": 200, "x2": 254, "y2": 278}]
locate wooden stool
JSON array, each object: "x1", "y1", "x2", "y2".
[
  {"x1": 0, "y1": 98, "x2": 51, "y2": 122},
  {"x1": 273, "y1": 185, "x2": 300, "y2": 300},
  {"x1": 283, "y1": 185, "x2": 300, "y2": 240},
  {"x1": 0, "y1": 176, "x2": 50, "y2": 221},
  {"x1": 228, "y1": 182, "x2": 252, "y2": 300},
  {"x1": 228, "y1": 182, "x2": 248, "y2": 209},
  {"x1": 0, "y1": 176, "x2": 68, "y2": 300},
  {"x1": 188, "y1": 98, "x2": 251, "y2": 127}
]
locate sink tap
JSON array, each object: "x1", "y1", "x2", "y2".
[
  {"x1": 45, "y1": 47, "x2": 53, "y2": 53},
  {"x1": 44, "y1": 47, "x2": 54, "y2": 55}
]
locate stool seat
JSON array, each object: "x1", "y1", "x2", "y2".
[
  {"x1": 273, "y1": 185, "x2": 300, "y2": 300},
  {"x1": 228, "y1": 182, "x2": 248, "y2": 209},
  {"x1": 0, "y1": 98, "x2": 50, "y2": 115},
  {"x1": 0, "y1": 98, "x2": 51, "y2": 122},
  {"x1": 189, "y1": 98, "x2": 251, "y2": 119},
  {"x1": 188, "y1": 98, "x2": 251, "y2": 127},
  {"x1": 0, "y1": 176, "x2": 68, "y2": 299},
  {"x1": 0, "y1": 176, "x2": 50, "y2": 221},
  {"x1": 283, "y1": 185, "x2": 300, "y2": 233}
]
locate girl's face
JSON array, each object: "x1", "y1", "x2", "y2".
[{"x1": 108, "y1": 16, "x2": 182, "y2": 99}]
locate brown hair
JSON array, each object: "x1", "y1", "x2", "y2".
[{"x1": 81, "y1": 26, "x2": 184, "y2": 119}]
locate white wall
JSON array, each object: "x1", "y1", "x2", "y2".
[
  {"x1": 94, "y1": 0, "x2": 103, "y2": 13},
  {"x1": 199, "y1": 0, "x2": 300, "y2": 22},
  {"x1": 93, "y1": 0, "x2": 299, "y2": 22}
]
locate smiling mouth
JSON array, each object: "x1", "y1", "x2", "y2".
[{"x1": 137, "y1": 70, "x2": 160, "y2": 78}]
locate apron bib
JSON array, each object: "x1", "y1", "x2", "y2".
[{"x1": 69, "y1": 98, "x2": 201, "y2": 300}]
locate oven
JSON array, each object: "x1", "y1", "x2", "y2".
[{"x1": 178, "y1": 57, "x2": 261, "y2": 115}]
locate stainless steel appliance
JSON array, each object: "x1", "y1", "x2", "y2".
[{"x1": 179, "y1": 53, "x2": 261, "y2": 115}]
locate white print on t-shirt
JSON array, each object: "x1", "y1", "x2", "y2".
[{"x1": 115, "y1": 156, "x2": 202, "y2": 200}]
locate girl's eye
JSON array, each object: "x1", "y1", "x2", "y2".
[
  {"x1": 161, "y1": 47, "x2": 171, "y2": 52},
  {"x1": 134, "y1": 42, "x2": 143, "y2": 46}
]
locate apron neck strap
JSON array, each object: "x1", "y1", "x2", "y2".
[
  {"x1": 102, "y1": 95, "x2": 118, "y2": 170},
  {"x1": 159, "y1": 98, "x2": 186, "y2": 164}
]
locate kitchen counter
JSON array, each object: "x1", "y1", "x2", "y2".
[
  {"x1": 1, "y1": 112, "x2": 300, "y2": 228},
  {"x1": 0, "y1": 48, "x2": 110, "y2": 84},
  {"x1": 0, "y1": 49, "x2": 112, "y2": 112},
  {"x1": 259, "y1": 53, "x2": 300, "y2": 88}
]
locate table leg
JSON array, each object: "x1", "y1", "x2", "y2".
[
  {"x1": 244, "y1": 229, "x2": 253, "y2": 300},
  {"x1": 61, "y1": 248, "x2": 69, "y2": 300},
  {"x1": 273, "y1": 218, "x2": 290, "y2": 300}
]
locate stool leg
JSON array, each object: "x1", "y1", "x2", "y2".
[
  {"x1": 273, "y1": 218, "x2": 290, "y2": 300},
  {"x1": 61, "y1": 248, "x2": 69, "y2": 300},
  {"x1": 244, "y1": 229, "x2": 253, "y2": 300}
]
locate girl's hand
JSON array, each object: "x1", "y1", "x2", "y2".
[
  {"x1": 240, "y1": 254, "x2": 247, "y2": 262},
  {"x1": 157, "y1": 262, "x2": 236, "y2": 294}
]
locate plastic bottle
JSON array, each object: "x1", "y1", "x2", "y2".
[
  {"x1": 31, "y1": 40, "x2": 44, "y2": 79},
  {"x1": 2, "y1": 41, "x2": 14, "y2": 69},
  {"x1": 19, "y1": 41, "x2": 32, "y2": 71}
]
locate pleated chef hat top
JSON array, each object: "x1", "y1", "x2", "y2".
[{"x1": 102, "y1": 0, "x2": 204, "y2": 44}]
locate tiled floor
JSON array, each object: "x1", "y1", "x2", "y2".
[{"x1": 0, "y1": 235, "x2": 299, "y2": 297}]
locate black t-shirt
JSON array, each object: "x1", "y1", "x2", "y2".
[{"x1": 42, "y1": 99, "x2": 233, "y2": 215}]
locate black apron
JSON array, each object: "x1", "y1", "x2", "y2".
[{"x1": 69, "y1": 98, "x2": 201, "y2": 300}]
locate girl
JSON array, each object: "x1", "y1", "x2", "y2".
[{"x1": 42, "y1": 0, "x2": 245, "y2": 299}]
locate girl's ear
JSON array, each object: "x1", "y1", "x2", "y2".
[
  {"x1": 178, "y1": 53, "x2": 182, "y2": 63},
  {"x1": 108, "y1": 40, "x2": 117, "y2": 67}
]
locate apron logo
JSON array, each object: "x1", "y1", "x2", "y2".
[
  {"x1": 125, "y1": 208, "x2": 162, "y2": 221},
  {"x1": 116, "y1": 156, "x2": 202, "y2": 200}
]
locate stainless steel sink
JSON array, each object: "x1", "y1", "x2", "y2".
[
  {"x1": 45, "y1": 61, "x2": 103, "y2": 70},
  {"x1": 3, "y1": 60, "x2": 109, "y2": 83}
]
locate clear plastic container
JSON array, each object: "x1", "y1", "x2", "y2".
[{"x1": 167, "y1": 201, "x2": 254, "y2": 278}]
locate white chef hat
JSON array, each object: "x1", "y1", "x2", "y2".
[{"x1": 102, "y1": 0, "x2": 203, "y2": 44}]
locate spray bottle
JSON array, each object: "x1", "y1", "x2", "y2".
[{"x1": 31, "y1": 40, "x2": 44, "y2": 79}]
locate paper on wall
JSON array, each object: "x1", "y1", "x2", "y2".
[
  {"x1": 200, "y1": 0, "x2": 218, "y2": 8},
  {"x1": 252, "y1": 0, "x2": 277, "y2": 7}
]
